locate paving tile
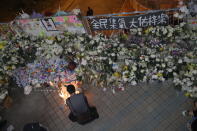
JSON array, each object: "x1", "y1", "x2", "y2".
[{"x1": 3, "y1": 80, "x2": 194, "y2": 131}]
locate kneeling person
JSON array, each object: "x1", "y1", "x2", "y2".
[{"x1": 66, "y1": 85, "x2": 99, "y2": 125}]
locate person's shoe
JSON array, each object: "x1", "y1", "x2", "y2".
[{"x1": 182, "y1": 110, "x2": 189, "y2": 116}]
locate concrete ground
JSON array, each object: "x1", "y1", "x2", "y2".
[{"x1": 1, "y1": 80, "x2": 193, "y2": 131}]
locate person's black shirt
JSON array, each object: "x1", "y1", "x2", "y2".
[
  {"x1": 192, "y1": 118, "x2": 197, "y2": 131},
  {"x1": 193, "y1": 109, "x2": 197, "y2": 117},
  {"x1": 87, "y1": 7, "x2": 93, "y2": 16},
  {"x1": 66, "y1": 93, "x2": 89, "y2": 116}
]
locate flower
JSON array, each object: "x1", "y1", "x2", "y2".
[
  {"x1": 132, "y1": 66, "x2": 137, "y2": 71},
  {"x1": 161, "y1": 63, "x2": 166, "y2": 68},
  {"x1": 113, "y1": 72, "x2": 121, "y2": 78},
  {"x1": 178, "y1": 59, "x2": 183, "y2": 64},
  {"x1": 157, "y1": 72, "x2": 163, "y2": 77},
  {"x1": 150, "y1": 54, "x2": 156, "y2": 58},
  {"x1": 46, "y1": 39, "x2": 53, "y2": 44},
  {"x1": 0, "y1": 41, "x2": 7, "y2": 49},
  {"x1": 0, "y1": 44, "x2": 5, "y2": 49},
  {"x1": 174, "y1": 13, "x2": 179, "y2": 18},
  {"x1": 180, "y1": 6, "x2": 189, "y2": 14},
  {"x1": 81, "y1": 59, "x2": 87, "y2": 65},
  {"x1": 131, "y1": 81, "x2": 137, "y2": 86},
  {"x1": 24, "y1": 85, "x2": 32, "y2": 95},
  {"x1": 123, "y1": 77, "x2": 129, "y2": 82},
  {"x1": 0, "y1": 22, "x2": 197, "y2": 96},
  {"x1": 152, "y1": 75, "x2": 158, "y2": 79},
  {"x1": 112, "y1": 63, "x2": 119, "y2": 70}
]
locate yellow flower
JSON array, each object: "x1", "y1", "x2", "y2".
[
  {"x1": 185, "y1": 92, "x2": 191, "y2": 97},
  {"x1": 0, "y1": 41, "x2": 7, "y2": 50},
  {"x1": 47, "y1": 36, "x2": 55, "y2": 40},
  {"x1": 157, "y1": 72, "x2": 163, "y2": 77},
  {"x1": 7, "y1": 66, "x2": 13, "y2": 70},
  {"x1": 123, "y1": 65, "x2": 128, "y2": 70},
  {"x1": 113, "y1": 72, "x2": 121, "y2": 78},
  {"x1": 122, "y1": 34, "x2": 128, "y2": 40},
  {"x1": 159, "y1": 48, "x2": 164, "y2": 51},
  {"x1": 0, "y1": 44, "x2": 4, "y2": 49},
  {"x1": 144, "y1": 27, "x2": 153, "y2": 34},
  {"x1": 144, "y1": 29, "x2": 149, "y2": 34}
]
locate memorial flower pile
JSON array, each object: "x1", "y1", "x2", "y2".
[{"x1": 0, "y1": 22, "x2": 197, "y2": 97}]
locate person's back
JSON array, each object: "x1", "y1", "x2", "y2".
[
  {"x1": 66, "y1": 93, "x2": 89, "y2": 116},
  {"x1": 192, "y1": 118, "x2": 197, "y2": 131},
  {"x1": 66, "y1": 85, "x2": 99, "y2": 124}
]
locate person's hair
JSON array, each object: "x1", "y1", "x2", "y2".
[
  {"x1": 67, "y1": 61, "x2": 77, "y2": 71},
  {"x1": 67, "y1": 85, "x2": 75, "y2": 94}
]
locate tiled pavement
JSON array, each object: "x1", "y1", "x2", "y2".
[
  {"x1": 2, "y1": 80, "x2": 193, "y2": 131},
  {"x1": 40, "y1": 81, "x2": 192, "y2": 131}
]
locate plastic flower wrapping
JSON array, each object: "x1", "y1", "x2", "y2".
[{"x1": 0, "y1": 22, "x2": 197, "y2": 97}]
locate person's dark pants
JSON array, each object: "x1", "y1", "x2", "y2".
[
  {"x1": 89, "y1": 107, "x2": 99, "y2": 119},
  {"x1": 68, "y1": 112, "x2": 77, "y2": 122},
  {"x1": 68, "y1": 106, "x2": 99, "y2": 123}
]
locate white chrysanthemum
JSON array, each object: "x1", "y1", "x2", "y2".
[
  {"x1": 109, "y1": 59, "x2": 113, "y2": 64},
  {"x1": 184, "y1": 57, "x2": 190, "y2": 63},
  {"x1": 123, "y1": 77, "x2": 129, "y2": 82},
  {"x1": 145, "y1": 57, "x2": 149, "y2": 62},
  {"x1": 143, "y1": 76, "x2": 147, "y2": 82},
  {"x1": 180, "y1": 22, "x2": 186, "y2": 27},
  {"x1": 168, "y1": 68, "x2": 173, "y2": 72},
  {"x1": 193, "y1": 70, "x2": 197, "y2": 74},
  {"x1": 140, "y1": 70, "x2": 145, "y2": 73},
  {"x1": 46, "y1": 39, "x2": 53, "y2": 44},
  {"x1": 24, "y1": 85, "x2": 32, "y2": 95},
  {"x1": 178, "y1": 59, "x2": 183, "y2": 64},
  {"x1": 132, "y1": 66, "x2": 137, "y2": 71},
  {"x1": 114, "y1": 43, "x2": 118, "y2": 47},
  {"x1": 161, "y1": 63, "x2": 166, "y2": 68},
  {"x1": 81, "y1": 59, "x2": 87, "y2": 65},
  {"x1": 180, "y1": 6, "x2": 189, "y2": 14},
  {"x1": 152, "y1": 75, "x2": 158, "y2": 79},
  {"x1": 131, "y1": 81, "x2": 137, "y2": 86},
  {"x1": 160, "y1": 77, "x2": 165, "y2": 82},
  {"x1": 111, "y1": 53, "x2": 116, "y2": 56},
  {"x1": 173, "y1": 13, "x2": 179, "y2": 18},
  {"x1": 78, "y1": 36, "x2": 84, "y2": 42},
  {"x1": 151, "y1": 54, "x2": 156, "y2": 58},
  {"x1": 186, "y1": 81, "x2": 193, "y2": 87}
]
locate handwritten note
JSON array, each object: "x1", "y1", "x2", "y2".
[
  {"x1": 68, "y1": 16, "x2": 78, "y2": 23},
  {"x1": 56, "y1": 16, "x2": 65, "y2": 23}
]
